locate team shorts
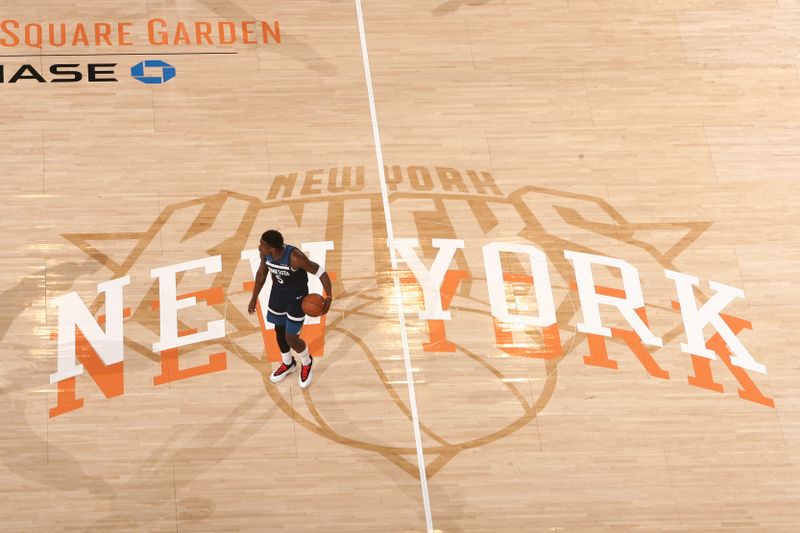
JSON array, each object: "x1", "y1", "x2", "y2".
[{"x1": 266, "y1": 287, "x2": 308, "y2": 335}]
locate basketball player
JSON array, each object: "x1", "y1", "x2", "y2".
[{"x1": 247, "y1": 230, "x2": 332, "y2": 388}]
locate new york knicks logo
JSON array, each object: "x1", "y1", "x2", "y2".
[{"x1": 48, "y1": 164, "x2": 773, "y2": 478}]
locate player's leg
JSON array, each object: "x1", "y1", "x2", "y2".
[
  {"x1": 267, "y1": 291, "x2": 298, "y2": 383},
  {"x1": 285, "y1": 294, "x2": 313, "y2": 388},
  {"x1": 284, "y1": 329, "x2": 307, "y2": 361},
  {"x1": 285, "y1": 293, "x2": 308, "y2": 358},
  {"x1": 268, "y1": 318, "x2": 298, "y2": 383},
  {"x1": 285, "y1": 322, "x2": 313, "y2": 389},
  {"x1": 275, "y1": 325, "x2": 293, "y2": 365}
]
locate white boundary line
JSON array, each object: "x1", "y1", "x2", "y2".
[{"x1": 353, "y1": 1, "x2": 434, "y2": 531}]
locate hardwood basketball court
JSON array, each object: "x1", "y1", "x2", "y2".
[{"x1": 2, "y1": 1, "x2": 799, "y2": 531}]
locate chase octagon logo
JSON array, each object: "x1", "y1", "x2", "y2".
[{"x1": 130, "y1": 59, "x2": 176, "y2": 85}]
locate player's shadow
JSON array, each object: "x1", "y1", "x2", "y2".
[
  {"x1": 88, "y1": 392, "x2": 277, "y2": 530},
  {"x1": 433, "y1": 0, "x2": 494, "y2": 16},
  {"x1": 0, "y1": 260, "x2": 96, "y2": 343},
  {"x1": 1, "y1": 260, "x2": 114, "y2": 495},
  {"x1": 189, "y1": 0, "x2": 337, "y2": 75},
  {"x1": 0, "y1": 258, "x2": 282, "y2": 528}
]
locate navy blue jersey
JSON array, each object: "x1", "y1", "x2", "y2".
[{"x1": 265, "y1": 245, "x2": 308, "y2": 293}]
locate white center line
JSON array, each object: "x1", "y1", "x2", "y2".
[{"x1": 352, "y1": 2, "x2": 434, "y2": 531}]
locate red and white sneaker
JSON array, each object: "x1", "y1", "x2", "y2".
[
  {"x1": 270, "y1": 359, "x2": 297, "y2": 383},
  {"x1": 299, "y1": 356, "x2": 314, "y2": 389}
]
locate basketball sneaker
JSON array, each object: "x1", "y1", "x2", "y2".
[
  {"x1": 299, "y1": 356, "x2": 313, "y2": 389},
  {"x1": 270, "y1": 359, "x2": 297, "y2": 383}
]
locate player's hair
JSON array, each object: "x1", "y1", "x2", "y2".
[{"x1": 261, "y1": 229, "x2": 284, "y2": 248}]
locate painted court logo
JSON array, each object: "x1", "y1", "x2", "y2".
[
  {"x1": 0, "y1": 19, "x2": 281, "y2": 48},
  {"x1": 0, "y1": 59, "x2": 176, "y2": 85},
  {"x1": 0, "y1": 63, "x2": 117, "y2": 83},
  {"x1": 47, "y1": 164, "x2": 774, "y2": 477}
]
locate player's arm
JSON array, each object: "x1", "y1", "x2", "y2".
[
  {"x1": 291, "y1": 249, "x2": 333, "y2": 314},
  {"x1": 248, "y1": 253, "x2": 268, "y2": 315}
]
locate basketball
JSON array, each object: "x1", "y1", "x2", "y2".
[{"x1": 302, "y1": 293, "x2": 326, "y2": 317}]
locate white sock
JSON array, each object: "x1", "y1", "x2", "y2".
[
  {"x1": 296, "y1": 346, "x2": 311, "y2": 366},
  {"x1": 281, "y1": 351, "x2": 293, "y2": 365}
]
